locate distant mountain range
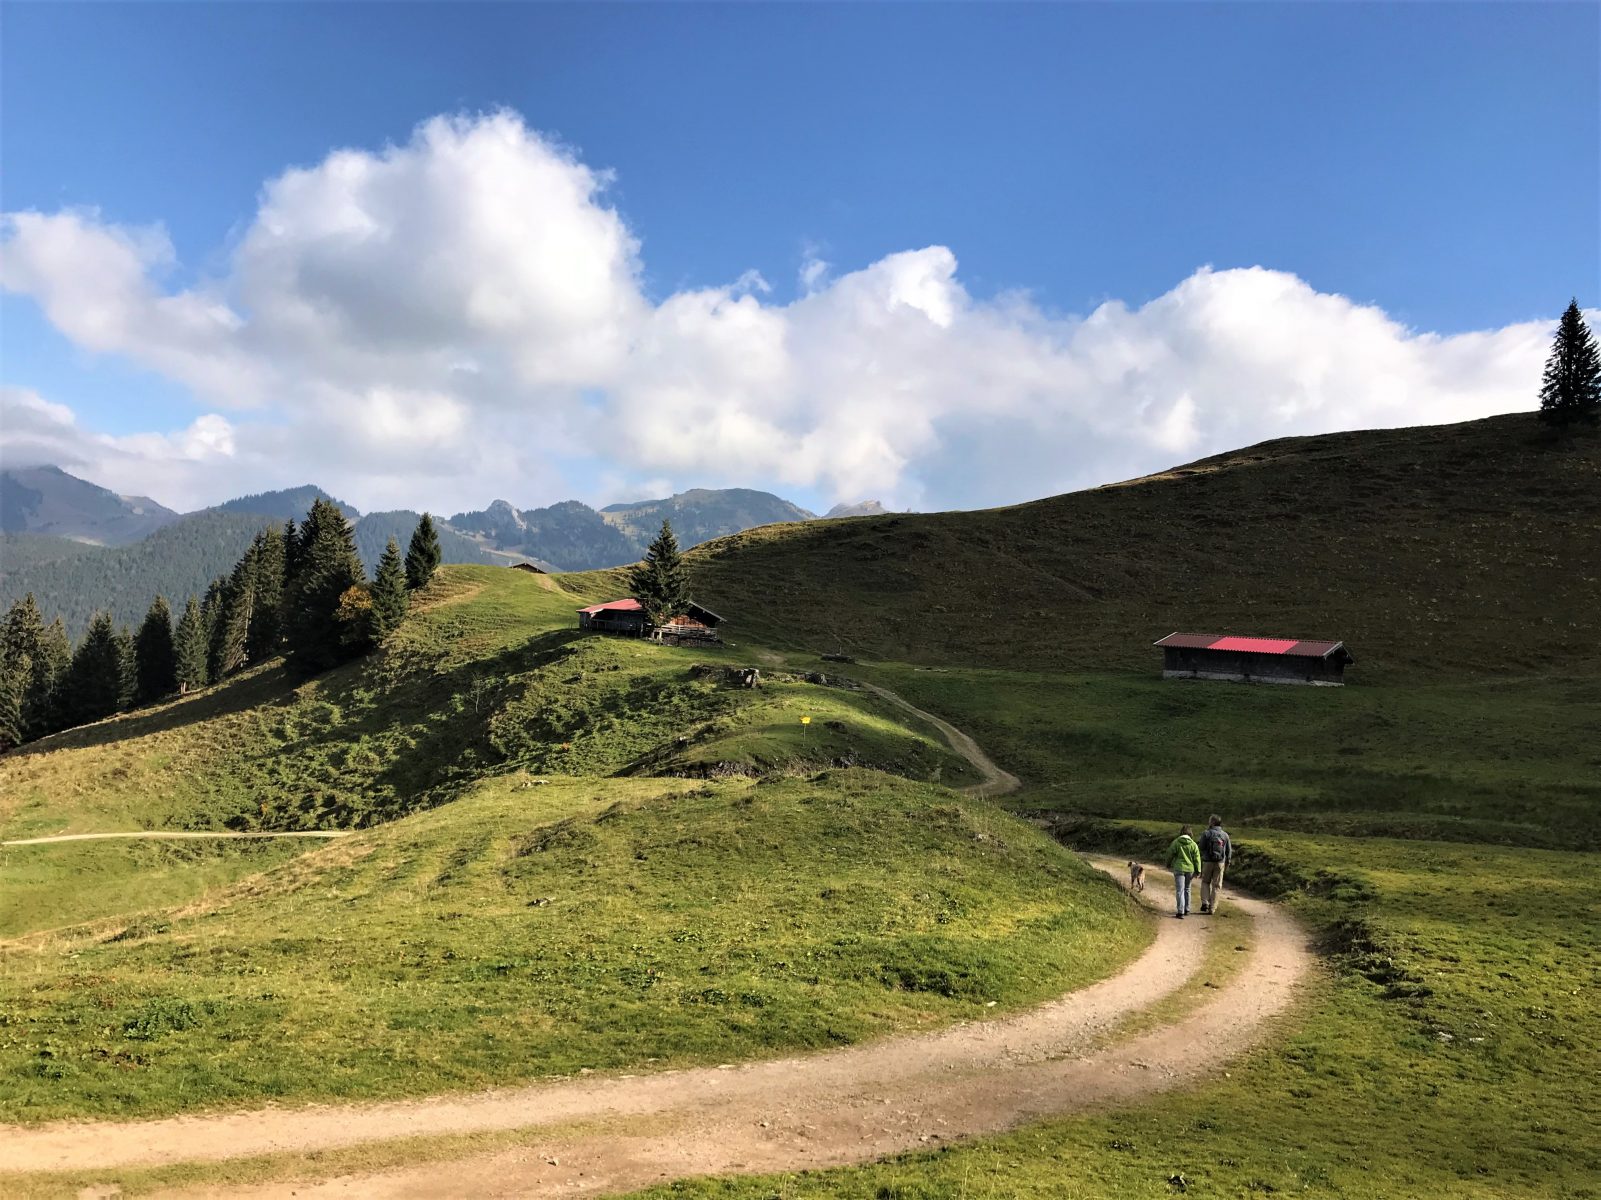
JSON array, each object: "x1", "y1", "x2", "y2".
[
  {"x1": 0, "y1": 465, "x2": 180, "y2": 545},
  {"x1": 0, "y1": 466, "x2": 878, "y2": 634},
  {"x1": 450, "y1": 487, "x2": 816, "y2": 572}
]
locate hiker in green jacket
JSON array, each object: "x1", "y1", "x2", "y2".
[{"x1": 1166, "y1": 825, "x2": 1202, "y2": 918}]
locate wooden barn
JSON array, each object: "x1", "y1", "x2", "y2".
[
  {"x1": 577, "y1": 599, "x2": 725, "y2": 645},
  {"x1": 1154, "y1": 633, "x2": 1355, "y2": 686},
  {"x1": 509, "y1": 562, "x2": 546, "y2": 574}
]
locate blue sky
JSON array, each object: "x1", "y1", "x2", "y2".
[{"x1": 2, "y1": 2, "x2": 1597, "y2": 514}]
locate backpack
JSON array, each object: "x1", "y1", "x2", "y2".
[{"x1": 1200, "y1": 827, "x2": 1228, "y2": 863}]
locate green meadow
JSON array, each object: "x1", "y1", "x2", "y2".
[
  {"x1": 1, "y1": 416, "x2": 1597, "y2": 1197},
  {"x1": 0, "y1": 772, "x2": 1142, "y2": 1122},
  {"x1": 633, "y1": 828, "x2": 1601, "y2": 1200}
]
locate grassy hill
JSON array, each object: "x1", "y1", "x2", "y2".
[
  {"x1": 0, "y1": 568, "x2": 978, "y2": 841},
  {"x1": 0, "y1": 772, "x2": 1141, "y2": 1121},
  {"x1": 687, "y1": 414, "x2": 1601, "y2": 679}
]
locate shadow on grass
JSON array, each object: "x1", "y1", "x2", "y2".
[{"x1": 4, "y1": 667, "x2": 299, "y2": 761}]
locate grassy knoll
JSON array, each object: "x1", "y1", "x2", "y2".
[
  {"x1": 0, "y1": 839, "x2": 309, "y2": 941},
  {"x1": 0, "y1": 567, "x2": 973, "y2": 839},
  {"x1": 0, "y1": 771, "x2": 1147, "y2": 1122},
  {"x1": 821, "y1": 662, "x2": 1601, "y2": 848},
  {"x1": 686, "y1": 415, "x2": 1600, "y2": 679},
  {"x1": 631, "y1": 829, "x2": 1601, "y2": 1200}
]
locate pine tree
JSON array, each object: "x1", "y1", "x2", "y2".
[
  {"x1": 64, "y1": 612, "x2": 125, "y2": 726},
  {"x1": 133, "y1": 596, "x2": 178, "y2": 704},
  {"x1": 246, "y1": 525, "x2": 288, "y2": 662},
  {"x1": 32, "y1": 619, "x2": 71, "y2": 735},
  {"x1": 404, "y1": 513, "x2": 443, "y2": 591},
  {"x1": 174, "y1": 595, "x2": 208, "y2": 692},
  {"x1": 629, "y1": 520, "x2": 691, "y2": 626},
  {"x1": 284, "y1": 497, "x2": 368, "y2": 674},
  {"x1": 0, "y1": 660, "x2": 24, "y2": 752},
  {"x1": 114, "y1": 625, "x2": 136, "y2": 710},
  {"x1": 1539, "y1": 299, "x2": 1601, "y2": 429},
  {"x1": 2, "y1": 595, "x2": 45, "y2": 741},
  {"x1": 283, "y1": 517, "x2": 302, "y2": 583},
  {"x1": 202, "y1": 575, "x2": 230, "y2": 683},
  {"x1": 370, "y1": 537, "x2": 410, "y2": 638}
]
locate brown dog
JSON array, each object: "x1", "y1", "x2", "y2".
[{"x1": 1128, "y1": 861, "x2": 1145, "y2": 892}]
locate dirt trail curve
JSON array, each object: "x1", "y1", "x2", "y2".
[
  {"x1": 857, "y1": 681, "x2": 1021, "y2": 798},
  {"x1": 1, "y1": 860, "x2": 1310, "y2": 1198},
  {"x1": 0, "y1": 831, "x2": 352, "y2": 847}
]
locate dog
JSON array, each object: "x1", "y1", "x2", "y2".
[{"x1": 1128, "y1": 861, "x2": 1145, "y2": 892}]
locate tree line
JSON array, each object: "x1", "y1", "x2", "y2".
[{"x1": 0, "y1": 502, "x2": 443, "y2": 751}]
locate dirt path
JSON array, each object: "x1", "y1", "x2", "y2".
[
  {"x1": 1, "y1": 831, "x2": 352, "y2": 847},
  {"x1": 1, "y1": 860, "x2": 1310, "y2": 1198},
  {"x1": 857, "y1": 682, "x2": 1022, "y2": 798}
]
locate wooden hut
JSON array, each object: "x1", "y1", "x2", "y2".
[
  {"x1": 509, "y1": 562, "x2": 547, "y2": 574},
  {"x1": 1154, "y1": 633, "x2": 1354, "y2": 686},
  {"x1": 578, "y1": 599, "x2": 725, "y2": 645}
]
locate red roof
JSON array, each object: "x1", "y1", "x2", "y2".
[
  {"x1": 1153, "y1": 632, "x2": 1349, "y2": 660},
  {"x1": 579, "y1": 598, "x2": 643, "y2": 615}
]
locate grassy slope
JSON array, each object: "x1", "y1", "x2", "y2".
[
  {"x1": 0, "y1": 772, "x2": 1144, "y2": 1122},
  {"x1": 610, "y1": 416, "x2": 1601, "y2": 1199},
  {"x1": 822, "y1": 663, "x2": 1601, "y2": 848},
  {"x1": 687, "y1": 415, "x2": 1601, "y2": 679},
  {"x1": 0, "y1": 567, "x2": 974, "y2": 840},
  {"x1": 638, "y1": 829, "x2": 1601, "y2": 1200}
]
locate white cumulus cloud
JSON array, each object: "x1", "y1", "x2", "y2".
[{"x1": 0, "y1": 110, "x2": 1561, "y2": 514}]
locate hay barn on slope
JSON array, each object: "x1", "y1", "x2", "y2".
[
  {"x1": 578, "y1": 599, "x2": 725, "y2": 645},
  {"x1": 1155, "y1": 633, "x2": 1354, "y2": 686}
]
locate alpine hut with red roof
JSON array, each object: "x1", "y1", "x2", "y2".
[
  {"x1": 1154, "y1": 633, "x2": 1355, "y2": 686},
  {"x1": 578, "y1": 598, "x2": 725, "y2": 645}
]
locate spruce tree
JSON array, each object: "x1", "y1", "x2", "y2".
[
  {"x1": 114, "y1": 625, "x2": 136, "y2": 710},
  {"x1": 370, "y1": 537, "x2": 410, "y2": 637},
  {"x1": 284, "y1": 497, "x2": 368, "y2": 674},
  {"x1": 174, "y1": 595, "x2": 209, "y2": 692},
  {"x1": 1, "y1": 596, "x2": 45, "y2": 740},
  {"x1": 133, "y1": 596, "x2": 178, "y2": 704},
  {"x1": 629, "y1": 520, "x2": 690, "y2": 626},
  {"x1": 404, "y1": 512, "x2": 442, "y2": 591},
  {"x1": 1539, "y1": 299, "x2": 1601, "y2": 429},
  {"x1": 32, "y1": 618, "x2": 71, "y2": 735},
  {"x1": 0, "y1": 660, "x2": 24, "y2": 751},
  {"x1": 203, "y1": 575, "x2": 231, "y2": 683},
  {"x1": 246, "y1": 526, "x2": 288, "y2": 662},
  {"x1": 64, "y1": 612, "x2": 124, "y2": 726}
]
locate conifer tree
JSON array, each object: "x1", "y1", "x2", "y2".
[
  {"x1": 370, "y1": 537, "x2": 410, "y2": 637},
  {"x1": 33, "y1": 618, "x2": 71, "y2": 735},
  {"x1": 2, "y1": 595, "x2": 45, "y2": 733},
  {"x1": 284, "y1": 497, "x2": 368, "y2": 674},
  {"x1": 404, "y1": 513, "x2": 442, "y2": 591},
  {"x1": 114, "y1": 624, "x2": 136, "y2": 709},
  {"x1": 174, "y1": 595, "x2": 208, "y2": 692},
  {"x1": 64, "y1": 612, "x2": 125, "y2": 726},
  {"x1": 246, "y1": 525, "x2": 288, "y2": 662},
  {"x1": 1539, "y1": 300, "x2": 1601, "y2": 429},
  {"x1": 203, "y1": 575, "x2": 231, "y2": 683},
  {"x1": 0, "y1": 660, "x2": 24, "y2": 752},
  {"x1": 133, "y1": 596, "x2": 178, "y2": 704},
  {"x1": 1, "y1": 595, "x2": 55, "y2": 744},
  {"x1": 283, "y1": 516, "x2": 301, "y2": 578},
  {"x1": 629, "y1": 520, "x2": 690, "y2": 626}
]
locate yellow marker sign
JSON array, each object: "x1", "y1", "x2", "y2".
[{"x1": 800, "y1": 716, "x2": 812, "y2": 725}]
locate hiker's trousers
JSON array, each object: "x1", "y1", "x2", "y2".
[
  {"x1": 1200, "y1": 861, "x2": 1226, "y2": 911},
  {"x1": 1173, "y1": 871, "x2": 1194, "y2": 915}
]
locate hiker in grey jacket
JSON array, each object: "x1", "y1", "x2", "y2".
[{"x1": 1198, "y1": 814, "x2": 1232, "y2": 914}]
